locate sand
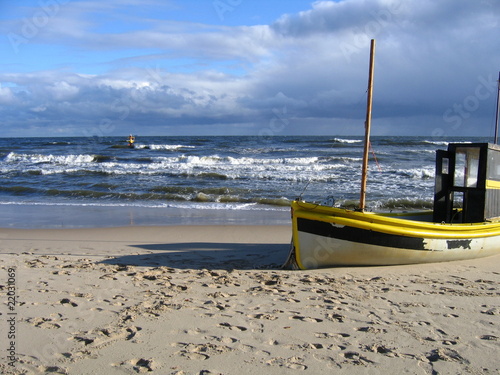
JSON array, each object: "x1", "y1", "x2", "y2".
[{"x1": 0, "y1": 225, "x2": 499, "y2": 374}]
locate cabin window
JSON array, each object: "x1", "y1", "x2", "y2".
[
  {"x1": 451, "y1": 191, "x2": 464, "y2": 222},
  {"x1": 488, "y1": 151, "x2": 500, "y2": 181},
  {"x1": 454, "y1": 147, "x2": 480, "y2": 188},
  {"x1": 453, "y1": 191, "x2": 464, "y2": 208},
  {"x1": 441, "y1": 157, "x2": 449, "y2": 174}
]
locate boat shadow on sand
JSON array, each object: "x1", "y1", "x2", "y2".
[{"x1": 100, "y1": 242, "x2": 290, "y2": 270}]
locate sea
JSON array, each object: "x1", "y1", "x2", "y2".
[{"x1": 0, "y1": 135, "x2": 490, "y2": 228}]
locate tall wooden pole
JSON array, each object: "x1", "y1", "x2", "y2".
[
  {"x1": 495, "y1": 71, "x2": 500, "y2": 144},
  {"x1": 359, "y1": 39, "x2": 376, "y2": 211}
]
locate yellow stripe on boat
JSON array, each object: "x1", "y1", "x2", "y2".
[{"x1": 292, "y1": 201, "x2": 500, "y2": 239}]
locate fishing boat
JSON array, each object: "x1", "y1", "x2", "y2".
[{"x1": 285, "y1": 40, "x2": 500, "y2": 269}]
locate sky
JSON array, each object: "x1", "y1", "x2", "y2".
[{"x1": 0, "y1": 0, "x2": 499, "y2": 138}]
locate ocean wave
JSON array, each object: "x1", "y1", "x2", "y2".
[
  {"x1": 395, "y1": 167, "x2": 434, "y2": 179},
  {"x1": 149, "y1": 186, "x2": 249, "y2": 196},
  {"x1": 0, "y1": 184, "x2": 292, "y2": 207},
  {"x1": 320, "y1": 156, "x2": 362, "y2": 163},
  {"x1": 423, "y1": 140, "x2": 450, "y2": 146},
  {"x1": 92, "y1": 155, "x2": 115, "y2": 163},
  {"x1": 148, "y1": 144, "x2": 196, "y2": 150},
  {"x1": 0, "y1": 185, "x2": 39, "y2": 195},
  {"x1": 46, "y1": 141, "x2": 72, "y2": 146},
  {"x1": 2, "y1": 159, "x2": 351, "y2": 182},
  {"x1": 377, "y1": 139, "x2": 472, "y2": 147},
  {"x1": 320, "y1": 197, "x2": 434, "y2": 210},
  {"x1": 377, "y1": 197, "x2": 434, "y2": 210},
  {"x1": 5, "y1": 152, "x2": 95, "y2": 164},
  {"x1": 177, "y1": 155, "x2": 321, "y2": 166},
  {"x1": 4, "y1": 151, "x2": 341, "y2": 174},
  {"x1": 332, "y1": 138, "x2": 362, "y2": 144}
]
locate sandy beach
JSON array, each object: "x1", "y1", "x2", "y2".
[{"x1": 1, "y1": 224, "x2": 499, "y2": 374}]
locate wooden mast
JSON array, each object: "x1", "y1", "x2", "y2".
[
  {"x1": 495, "y1": 71, "x2": 500, "y2": 144},
  {"x1": 359, "y1": 39, "x2": 376, "y2": 211}
]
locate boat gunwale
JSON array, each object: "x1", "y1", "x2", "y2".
[{"x1": 292, "y1": 200, "x2": 500, "y2": 239}]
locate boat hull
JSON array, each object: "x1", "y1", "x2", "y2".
[{"x1": 288, "y1": 201, "x2": 500, "y2": 269}]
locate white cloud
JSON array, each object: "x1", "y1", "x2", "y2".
[
  {"x1": 45, "y1": 81, "x2": 80, "y2": 101},
  {"x1": 0, "y1": 85, "x2": 15, "y2": 104}
]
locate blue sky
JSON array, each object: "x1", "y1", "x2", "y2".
[{"x1": 0, "y1": 0, "x2": 499, "y2": 137}]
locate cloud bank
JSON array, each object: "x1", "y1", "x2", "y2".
[{"x1": 0, "y1": 0, "x2": 499, "y2": 137}]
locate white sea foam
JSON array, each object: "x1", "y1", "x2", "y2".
[
  {"x1": 333, "y1": 138, "x2": 362, "y2": 144},
  {"x1": 148, "y1": 144, "x2": 195, "y2": 150},
  {"x1": 397, "y1": 167, "x2": 434, "y2": 179},
  {"x1": 1, "y1": 149, "x2": 366, "y2": 185},
  {"x1": 6, "y1": 152, "x2": 95, "y2": 164},
  {"x1": 423, "y1": 140, "x2": 450, "y2": 146}
]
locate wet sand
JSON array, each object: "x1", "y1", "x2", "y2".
[
  {"x1": 0, "y1": 203, "x2": 290, "y2": 228},
  {"x1": 0, "y1": 225, "x2": 499, "y2": 374}
]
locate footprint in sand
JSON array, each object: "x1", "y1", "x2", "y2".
[
  {"x1": 237, "y1": 343, "x2": 255, "y2": 352},
  {"x1": 72, "y1": 326, "x2": 142, "y2": 347},
  {"x1": 59, "y1": 298, "x2": 78, "y2": 307},
  {"x1": 267, "y1": 357, "x2": 308, "y2": 370},
  {"x1": 356, "y1": 326, "x2": 387, "y2": 334},
  {"x1": 481, "y1": 307, "x2": 500, "y2": 315},
  {"x1": 426, "y1": 348, "x2": 469, "y2": 364},
  {"x1": 247, "y1": 313, "x2": 278, "y2": 320},
  {"x1": 365, "y1": 344, "x2": 396, "y2": 356},
  {"x1": 182, "y1": 352, "x2": 209, "y2": 360},
  {"x1": 172, "y1": 342, "x2": 233, "y2": 360},
  {"x1": 341, "y1": 351, "x2": 375, "y2": 365},
  {"x1": 71, "y1": 292, "x2": 93, "y2": 299},
  {"x1": 315, "y1": 332, "x2": 350, "y2": 339},
  {"x1": 479, "y1": 335, "x2": 498, "y2": 341},
  {"x1": 325, "y1": 313, "x2": 344, "y2": 323},
  {"x1": 309, "y1": 343, "x2": 325, "y2": 349},
  {"x1": 206, "y1": 335, "x2": 238, "y2": 344},
  {"x1": 27, "y1": 316, "x2": 62, "y2": 329},
  {"x1": 38, "y1": 365, "x2": 68, "y2": 374},
  {"x1": 218, "y1": 322, "x2": 248, "y2": 331},
  {"x1": 290, "y1": 315, "x2": 323, "y2": 323},
  {"x1": 116, "y1": 358, "x2": 157, "y2": 372},
  {"x1": 183, "y1": 328, "x2": 206, "y2": 335}
]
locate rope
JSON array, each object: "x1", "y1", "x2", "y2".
[
  {"x1": 369, "y1": 141, "x2": 382, "y2": 172},
  {"x1": 297, "y1": 179, "x2": 312, "y2": 200}
]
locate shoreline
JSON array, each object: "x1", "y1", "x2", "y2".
[{"x1": 0, "y1": 202, "x2": 291, "y2": 229}]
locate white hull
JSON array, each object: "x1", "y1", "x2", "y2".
[
  {"x1": 287, "y1": 201, "x2": 500, "y2": 269},
  {"x1": 293, "y1": 230, "x2": 500, "y2": 269}
]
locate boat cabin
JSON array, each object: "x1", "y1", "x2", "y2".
[{"x1": 434, "y1": 143, "x2": 500, "y2": 223}]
